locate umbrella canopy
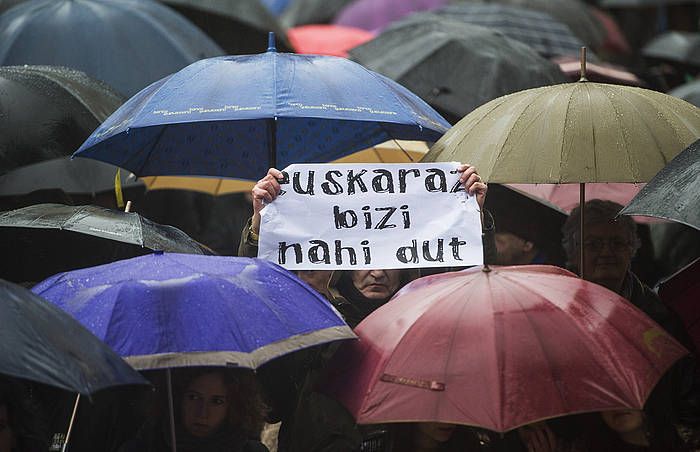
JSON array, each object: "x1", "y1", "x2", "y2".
[
  {"x1": 160, "y1": 0, "x2": 293, "y2": 54},
  {"x1": 280, "y1": 0, "x2": 353, "y2": 27},
  {"x1": 658, "y1": 258, "x2": 700, "y2": 351},
  {"x1": 670, "y1": 79, "x2": 700, "y2": 107},
  {"x1": 0, "y1": 0, "x2": 224, "y2": 97},
  {"x1": 324, "y1": 265, "x2": 688, "y2": 432},
  {"x1": 0, "y1": 0, "x2": 23, "y2": 14},
  {"x1": 0, "y1": 279, "x2": 148, "y2": 394},
  {"x1": 73, "y1": 45, "x2": 450, "y2": 180},
  {"x1": 422, "y1": 81, "x2": 700, "y2": 183},
  {"x1": 0, "y1": 65, "x2": 123, "y2": 174},
  {"x1": 431, "y1": 3, "x2": 589, "y2": 59},
  {"x1": 33, "y1": 253, "x2": 356, "y2": 370},
  {"x1": 620, "y1": 139, "x2": 700, "y2": 230},
  {"x1": 139, "y1": 140, "x2": 429, "y2": 195},
  {"x1": 260, "y1": 0, "x2": 292, "y2": 15},
  {"x1": 450, "y1": 0, "x2": 605, "y2": 49},
  {"x1": 288, "y1": 24, "x2": 375, "y2": 57},
  {"x1": 0, "y1": 157, "x2": 141, "y2": 197},
  {"x1": 349, "y1": 18, "x2": 566, "y2": 124},
  {"x1": 642, "y1": 31, "x2": 700, "y2": 67},
  {"x1": 600, "y1": 0, "x2": 699, "y2": 7},
  {"x1": 334, "y1": 0, "x2": 449, "y2": 32},
  {"x1": 0, "y1": 203, "x2": 214, "y2": 283}
]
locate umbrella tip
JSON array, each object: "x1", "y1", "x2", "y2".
[
  {"x1": 482, "y1": 264, "x2": 492, "y2": 273},
  {"x1": 267, "y1": 32, "x2": 277, "y2": 52},
  {"x1": 579, "y1": 47, "x2": 588, "y2": 82}
]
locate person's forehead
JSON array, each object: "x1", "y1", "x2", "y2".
[{"x1": 586, "y1": 221, "x2": 629, "y2": 237}]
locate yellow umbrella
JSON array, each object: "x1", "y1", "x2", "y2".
[{"x1": 140, "y1": 140, "x2": 428, "y2": 195}]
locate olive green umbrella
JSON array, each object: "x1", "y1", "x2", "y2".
[{"x1": 423, "y1": 56, "x2": 700, "y2": 274}]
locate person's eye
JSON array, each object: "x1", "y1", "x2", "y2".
[
  {"x1": 185, "y1": 392, "x2": 201, "y2": 401},
  {"x1": 211, "y1": 397, "x2": 227, "y2": 406}
]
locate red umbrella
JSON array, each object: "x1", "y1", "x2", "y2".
[
  {"x1": 324, "y1": 265, "x2": 687, "y2": 432},
  {"x1": 552, "y1": 56, "x2": 644, "y2": 86},
  {"x1": 287, "y1": 24, "x2": 375, "y2": 57}
]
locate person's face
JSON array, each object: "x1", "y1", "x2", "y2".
[
  {"x1": 601, "y1": 410, "x2": 645, "y2": 434},
  {"x1": 351, "y1": 269, "x2": 401, "y2": 300},
  {"x1": 0, "y1": 405, "x2": 14, "y2": 452},
  {"x1": 417, "y1": 422, "x2": 456, "y2": 443},
  {"x1": 296, "y1": 270, "x2": 332, "y2": 295},
  {"x1": 577, "y1": 222, "x2": 634, "y2": 293},
  {"x1": 494, "y1": 232, "x2": 535, "y2": 265},
  {"x1": 181, "y1": 372, "x2": 230, "y2": 438}
]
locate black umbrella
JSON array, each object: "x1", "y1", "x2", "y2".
[
  {"x1": 433, "y1": 3, "x2": 593, "y2": 59},
  {"x1": 0, "y1": 0, "x2": 224, "y2": 97},
  {"x1": 349, "y1": 18, "x2": 566, "y2": 123},
  {"x1": 160, "y1": 0, "x2": 293, "y2": 54},
  {"x1": 643, "y1": 31, "x2": 700, "y2": 67},
  {"x1": 0, "y1": 65, "x2": 123, "y2": 174},
  {"x1": 669, "y1": 79, "x2": 700, "y2": 106},
  {"x1": 280, "y1": 0, "x2": 353, "y2": 27},
  {"x1": 451, "y1": 0, "x2": 605, "y2": 49},
  {"x1": 600, "y1": 0, "x2": 696, "y2": 6},
  {"x1": 620, "y1": 139, "x2": 700, "y2": 231},
  {"x1": 0, "y1": 0, "x2": 23, "y2": 13},
  {"x1": 0, "y1": 203, "x2": 215, "y2": 284},
  {"x1": 0, "y1": 279, "x2": 148, "y2": 394}
]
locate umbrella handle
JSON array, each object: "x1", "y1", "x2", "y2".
[
  {"x1": 61, "y1": 394, "x2": 80, "y2": 452},
  {"x1": 167, "y1": 369, "x2": 177, "y2": 452}
]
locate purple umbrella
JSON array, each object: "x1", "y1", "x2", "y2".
[
  {"x1": 32, "y1": 252, "x2": 355, "y2": 370},
  {"x1": 334, "y1": 0, "x2": 448, "y2": 32}
]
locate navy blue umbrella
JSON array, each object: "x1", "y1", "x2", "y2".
[
  {"x1": 32, "y1": 253, "x2": 356, "y2": 370},
  {"x1": 73, "y1": 37, "x2": 450, "y2": 180},
  {"x1": 0, "y1": 0, "x2": 224, "y2": 97}
]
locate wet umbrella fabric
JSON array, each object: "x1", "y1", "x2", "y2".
[
  {"x1": 260, "y1": 0, "x2": 292, "y2": 15},
  {"x1": 323, "y1": 265, "x2": 688, "y2": 432},
  {"x1": 0, "y1": 279, "x2": 148, "y2": 394},
  {"x1": 450, "y1": 0, "x2": 605, "y2": 49},
  {"x1": 280, "y1": 0, "x2": 353, "y2": 27},
  {"x1": 0, "y1": 65, "x2": 123, "y2": 174},
  {"x1": 431, "y1": 3, "x2": 588, "y2": 59},
  {"x1": 620, "y1": 139, "x2": 700, "y2": 230},
  {"x1": 288, "y1": 24, "x2": 375, "y2": 57},
  {"x1": 422, "y1": 82, "x2": 700, "y2": 183},
  {"x1": 73, "y1": 48, "x2": 450, "y2": 180},
  {"x1": 0, "y1": 203, "x2": 214, "y2": 283},
  {"x1": 670, "y1": 80, "x2": 700, "y2": 107},
  {"x1": 334, "y1": 0, "x2": 448, "y2": 32},
  {"x1": 160, "y1": 0, "x2": 293, "y2": 54},
  {"x1": 33, "y1": 253, "x2": 356, "y2": 370},
  {"x1": 0, "y1": 0, "x2": 224, "y2": 97},
  {"x1": 350, "y1": 19, "x2": 566, "y2": 124},
  {"x1": 643, "y1": 32, "x2": 700, "y2": 67}
]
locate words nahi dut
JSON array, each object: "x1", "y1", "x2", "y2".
[{"x1": 258, "y1": 163, "x2": 483, "y2": 270}]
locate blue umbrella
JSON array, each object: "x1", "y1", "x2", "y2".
[
  {"x1": 0, "y1": 0, "x2": 224, "y2": 97},
  {"x1": 32, "y1": 252, "x2": 356, "y2": 370},
  {"x1": 73, "y1": 36, "x2": 451, "y2": 180}
]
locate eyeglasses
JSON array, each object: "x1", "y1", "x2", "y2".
[{"x1": 582, "y1": 238, "x2": 631, "y2": 252}]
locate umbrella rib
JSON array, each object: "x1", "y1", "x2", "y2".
[
  {"x1": 598, "y1": 85, "x2": 635, "y2": 181},
  {"x1": 557, "y1": 84, "x2": 579, "y2": 182}
]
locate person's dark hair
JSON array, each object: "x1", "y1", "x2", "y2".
[
  {"x1": 0, "y1": 381, "x2": 49, "y2": 452},
  {"x1": 562, "y1": 199, "x2": 641, "y2": 269},
  {"x1": 172, "y1": 367, "x2": 267, "y2": 439}
]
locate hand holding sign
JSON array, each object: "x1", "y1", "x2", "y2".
[
  {"x1": 251, "y1": 167, "x2": 285, "y2": 235},
  {"x1": 257, "y1": 163, "x2": 485, "y2": 270}
]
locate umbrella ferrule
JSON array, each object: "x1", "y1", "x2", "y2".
[{"x1": 267, "y1": 32, "x2": 277, "y2": 52}]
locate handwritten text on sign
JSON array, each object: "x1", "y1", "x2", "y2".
[{"x1": 258, "y1": 163, "x2": 483, "y2": 270}]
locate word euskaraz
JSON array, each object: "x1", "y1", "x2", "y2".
[
  {"x1": 277, "y1": 237, "x2": 470, "y2": 266},
  {"x1": 279, "y1": 168, "x2": 465, "y2": 195}
]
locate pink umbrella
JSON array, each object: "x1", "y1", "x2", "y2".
[
  {"x1": 288, "y1": 24, "x2": 375, "y2": 57},
  {"x1": 334, "y1": 0, "x2": 449, "y2": 32},
  {"x1": 507, "y1": 183, "x2": 659, "y2": 223}
]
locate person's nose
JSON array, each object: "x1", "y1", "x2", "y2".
[
  {"x1": 368, "y1": 269, "x2": 387, "y2": 280},
  {"x1": 194, "y1": 400, "x2": 208, "y2": 418}
]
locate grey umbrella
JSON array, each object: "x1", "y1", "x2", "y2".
[
  {"x1": 643, "y1": 31, "x2": 700, "y2": 67},
  {"x1": 620, "y1": 139, "x2": 700, "y2": 230},
  {"x1": 600, "y1": 0, "x2": 699, "y2": 6},
  {"x1": 669, "y1": 79, "x2": 700, "y2": 106},
  {"x1": 280, "y1": 0, "x2": 353, "y2": 27},
  {"x1": 349, "y1": 18, "x2": 566, "y2": 123}
]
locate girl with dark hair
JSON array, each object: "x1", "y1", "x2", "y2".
[{"x1": 120, "y1": 368, "x2": 268, "y2": 452}]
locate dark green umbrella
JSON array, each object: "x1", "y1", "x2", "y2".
[
  {"x1": 350, "y1": 18, "x2": 566, "y2": 123},
  {"x1": 620, "y1": 139, "x2": 700, "y2": 230},
  {"x1": 280, "y1": 0, "x2": 353, "y2": 26},
  {"x1": 0, "y1": 203, "x2": 214, "y2": 284},
  {"x1": 160, "y1": 0, "x2": 293, "y2": 54}
]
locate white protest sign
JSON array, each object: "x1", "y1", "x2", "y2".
[{"x1": 258, "y1": 163, "x2": 483, "y2": 270}]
